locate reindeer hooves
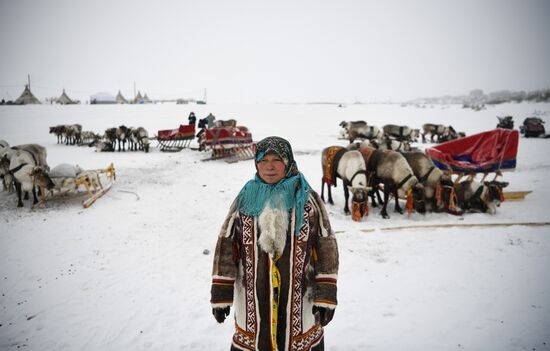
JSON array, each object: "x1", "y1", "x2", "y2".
[
  {"x1": 395, "y1": 208, "x2": 403, "y2": 214},
  {"x1": 381, "y1": 213, "x2": 390, "y2": 219}
]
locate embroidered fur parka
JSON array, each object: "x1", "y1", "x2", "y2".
[{"x1": 211, "y1": 191, "x2": 339, "y2": 351}]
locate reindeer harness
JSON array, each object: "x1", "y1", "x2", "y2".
[
  {"x1": 417, "y1": 166, "x2": 435, "y2": 183},
  {"x1": 8, "y1": 147, "x2": 39, "y2": 174}
]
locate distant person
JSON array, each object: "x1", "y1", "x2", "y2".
[
  {"x1": 196, "y1": 117, "x2": 207, "y2": 138},
  {"x1": 205, "y1": 113, "x2": 216, "y2": 128},
  {"x1": 197, "y1": 118, "x2": 207, "y2": 129},
  {"x1": 188, "y1": 112, "x2": 197, "y2": 125},
  {"x1": 210, "y1": 136, "x2": 339, "y2": 351}
]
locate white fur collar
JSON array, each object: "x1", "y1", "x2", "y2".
[{"x1": 258, "y1": 204, "x2": 289, "y2": 257}]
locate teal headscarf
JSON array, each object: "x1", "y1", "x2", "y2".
[{"x1": 236, "y1": 136, "x2": 311, "y2": 235}]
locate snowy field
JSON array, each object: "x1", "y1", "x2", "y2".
[{"x1": 1, "y1": 102, "x2": 550, "y2": 351}]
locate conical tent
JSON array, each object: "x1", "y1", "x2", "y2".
[
  {"x1": 15, "y1": 85, "x2": 41, "y2": 105},
  {"x1": 134, "y1": 91, "x2": 143, "y2": 104},
  {"x1": 143, "y1": 93, "x2": 152, "y2": 103},
  {"x1": 56, "y1": 89, "x2": 76, "y2": 104},
  {"x1": 116, "y1": 90, "x2": 127, "y2": 104}
]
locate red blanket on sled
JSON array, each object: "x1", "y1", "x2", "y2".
[
  {"x1": 425, "y1": 129, "x2": 519, "y2": 174},
  {"x1": 204, "y1": 127, "x2": 252, "y2": 146},
  {"x1": 158, "y1": 124, "x2": 195, "y2": 140}
]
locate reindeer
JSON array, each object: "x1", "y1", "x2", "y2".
[
  {"x1": 72, "y1": 124, "x2": 82, "y2": 145},
  {"x1": 80, "y1": 131, "x2": 98, "y2": 145},
  {"x1": 382, "y1": 124, "x2": 419, "y2": 142},
  {"x1": 455, "y1": 180, "x2": 508, "y2": 214},
  {"x1": 128, "y1": 127, "x2": 139, "y2": 151},
  {"x1": 137, "y1": 127, "x2": 150, "y2": 152},
  {"x1": 376, "y1": 135, "x2": 412, "y2": 152},
  {"x1": 402, "y1": 151, "x2": 457, "y2": 213},
  {"x1": 349, "y1": 125, "x2": 383, "y2": 143},
  {"x1": 62, "y1": 124, "x2": 82, "y2": 145},
  {"x1": 321, "y1": 146, "x2": 370, "y2": 217},
  {"x1": 437, "y1": 126, "x2": 463, "y2": 143},
  {"x1": 92, "y1": 141, "x2": 115, "y2": 152},
  {"x1": 421, "y1": 123, "x2": 458, "y2": 143},
  {"x1": 61, "y1": 125, "x2": 73, "y2": 145},
  {"x1": 116, "y1": 125, "x2": 129, "y2": 151},
  {"x1": 358, "y1": 147, "x2": 424, "y2": 218},
  {"x1": 29, "y1": 166, "x2": 56, "y2": 203},
  {"x1": 213, "y1": 119, "x2": 237, "y2": 128},
  {"x1": 6, "y1": 144, "x2": 49, "y2": 207},
  {"x1": 1, "y1": 141, "x2": 13, "y2": 191},
  {"x1": 127, "y1": 127, "x2": 150, "y2": 152},
  {"x1": 0, "y1": 147, "x2": 15, "y2": 192},
  {"x1": 104, "y1": 128, "x2": 117, "y2": 150},
  {"x1": 339, "y1": 121, "x2": 367, "y2": 130},
  {"x1": 340, "y1": 121, "x2": 382, "y2": 143},
  {"x1": 49, "y1": 125, "x2": 65, "y2": 143}
]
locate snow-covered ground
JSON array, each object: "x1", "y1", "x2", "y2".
[{"x1": 1, "y1": 103, "x2": 550, "y2": 351}]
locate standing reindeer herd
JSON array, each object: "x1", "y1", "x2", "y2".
[
  {"x1": 49, "y1": 124, "x2": 150, "y2": 152},
  {"x1": 1, "y1": 117, "x2": 506, "y2": 214},
  {"x1": 340, "y1": 121, "x2": 466, "y2": 148},
  {"x1": 321, "y1": 121, "x2": 506, "y2": 220}
]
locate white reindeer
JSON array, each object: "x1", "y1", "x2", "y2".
[{"x1": 321, "y1": 147, "x2": 370, "y2": 215}]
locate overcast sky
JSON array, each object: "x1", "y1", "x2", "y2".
[{"x1": 1, "y1": 0, "x2": 549, "y2": 103}]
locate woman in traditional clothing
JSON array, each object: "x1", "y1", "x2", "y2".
[{"x1": 211, "y1": 136, "x2": 339, "y2": 351}]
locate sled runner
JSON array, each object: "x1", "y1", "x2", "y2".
[
  {"x1": 32, "y1": 163, "x2": 116, "y2": 209},
  {"x1": 199, "y1": 127, "x2": 255, "y2": 163},
  {"x1": 156, "y1": 124, "x2": 195, "y2": 152}
]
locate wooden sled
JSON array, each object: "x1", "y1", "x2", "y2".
[
  {"x1": 33, "y1": 163, "x2": 116, "y2": 209},
  {"x1": 503, "y1": 191, "x2": 532, "y2": 201}
]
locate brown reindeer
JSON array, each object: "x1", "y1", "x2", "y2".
[
  {"x1": 455, "y1": 180, "x2": 508, "y2": 214},
  {"x1": 30, "y1": 166, "x2": 55, "y2": 203},
  {"x1": 213, "y1": 119, "x2": 237, "y2": 128},
  {"x1": 358, "y1": 147, "x2": 424, "y2": 218},
  {"x1": 49, "y1": 125, "x2": 65, "y2": 143},
  {"x1": 116, "y1": 125, "x2": 129, "y2": 151},
  {"x1": 382, "y1": 124, "x2": 420, "y2": 142},
  {"x1": 401, "y1": 151, "x2": 457, "y2": 213},
  {"x1": 421, "y1": 123, "x2": 458, "y2": 143}
]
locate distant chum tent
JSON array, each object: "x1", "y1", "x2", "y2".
[
  {"x1": 116, "y1": 90, "x2": 127, "y2": 104},
  {"x1": 56, "y1": 89, "x2": 77, "y2": 105},
  {"x1": 134, "y1": 91, "x2": 144, "y2": 104},
  {"x1": 15, "y1": 85, "x2": 41, "y2": 105},
  {"x1": 133, "y1": 91, "x2": 152, "y2": 104}
]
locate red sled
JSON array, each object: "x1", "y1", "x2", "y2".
[
  {"x1": 156, "y1": 124, "x2": 195, "y2": 152},
  {"x1": 200, "y1": 127, "x2": 255, "y2": 162},
  {"x1": 425, "y1": 129, "x2": 519, "y2": 175}
]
